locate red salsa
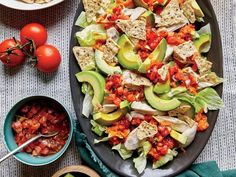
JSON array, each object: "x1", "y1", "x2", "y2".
[{"x1": 12, "y1": 101, "x2": 70, "y2": 156}]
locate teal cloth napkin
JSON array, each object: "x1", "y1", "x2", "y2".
[{"x1": 74, "y1": 126, "x2": 236, "y2": 177}]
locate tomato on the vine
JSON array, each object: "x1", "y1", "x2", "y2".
[
  {"x1": 0, "y1": 39, "x2": 25, "y2": 67},
  {"x1": 35, "y1": 45, "x2": 61, "y2": 73},
  {"x1": 20, "y1": 23, "x2": 48, "y2": 47}
]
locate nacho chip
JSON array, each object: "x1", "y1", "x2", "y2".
[
  {"x1": 181, "y1": 0, "x2": 196, "y2": 23},
  {"x1": 173, "y1": 41, "x2": 197, "y2": 63},
  {"x1": 73, "y1": 46, "x2": 96, "y2": 71},
  {"x1": 158, "y1": 0, "x2": 188, "y2": 27},
  {"x1": 168, "y1": 105, "x2": 192, "y2": 117},
  {"x1": 137, "y1": 121, "x2": 157, "y2": 140},
  {"x1": 101, "y1": 38, "x2": 119, "y2": 65},
  {"x1": 195, "y1": 54, "x2": 212, "y2": 75},
  {"x1": 116, "y1": 19, "x2": 146, "y2": 40},
  {"x1": 82, "y1": 0, "x2": 102, "y2": 23}
]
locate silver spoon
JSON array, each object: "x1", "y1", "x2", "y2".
[{"x1": 0, "y1": 132, "x2": 58, "y2": 163}]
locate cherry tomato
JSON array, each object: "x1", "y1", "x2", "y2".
[
  {"x1": 0, "y1": 39, "x2": 25, "y2": 67},
  {"x1": 20, "y1": 23, "x2": 48, "y2": 47},
  {"x1": 35, "y1": 45, "x2": 61, "y2": 73}
]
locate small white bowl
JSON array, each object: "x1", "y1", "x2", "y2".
[{"x1": 0, "y1": 0, "x2": 64, "y2": 11}]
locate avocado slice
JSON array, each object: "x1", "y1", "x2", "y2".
[
  {"x1": 153, "y1": 79, "x2": 171, "y2": 95},
  {"x1": 194, "y1": 34, "x2": 211, "y2": 53},
  {"x1": 140, "y1": 11, "x2": 155, "y2": 27},
  {"x1": 170, "y1": 130, "x2": 187, "y2": 144},
  {"x1": 93, "y1": 109, "x2": 127, "y2": 126},
  {"x1": 133, "y1": 0, "x2": 149, "y2": 9},
  {"x1": 160, "y1": 87, "x2": 187, "y2": 100},
  {"x1": 120, "y1": 100, "x2": 130, "y2": 109},
  {"x1": 95, "y1": 50, "x2": 122, "y2": 75},
  {"x1": 76, "y1": 71, "x2": 105, "y2": 106},
  {"x1": 144, "y1": 86, "x2": 181, "y2": 111},
  {"x1": 138, "y1": 38, "x2": 167, "y2": 73},
  {"x1": 117, "y1": 34, "x2": 142, "y2": 70}
]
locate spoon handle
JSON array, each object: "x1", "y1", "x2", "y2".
[{"x1": 0, "y1": 134, "x2": 41, "y2": 163}]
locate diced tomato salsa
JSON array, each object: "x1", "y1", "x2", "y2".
[
  {"x1": 108, "y1": 115, "x2": 177, "y2": 162},
  {"x1": 105, "y1": 74, "x2": 144, "y2": 105},
  {"x1": 11, "y1": 101, "x2": 70, "y2": 156}
]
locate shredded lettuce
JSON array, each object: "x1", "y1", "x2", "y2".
[
  {"x1": 75, "y1": 11, "x2": 90, "y2": 28},
  {"x1": 198, "y1": 24, "x2": 211, "y2": 35},
  {"x1": 176, "y1": 88, "x2": 224, "y2": 113},
  {"x1": 81, "y1": 83, "x2": 94, "y2": 95},
  {"x1": 91, "y1": 120, "x2": 106, "y2": 136},
  {"x1": 94, "y1": 137, "x2": 109, "y2": 144},
  {"x1": 133, "y1": 153, "x2": 147, "y2": 174},
  {"x1": 196, "y1": 88, "x2": 224, "y2": 112},
  {"x1": 152, "y1": 149, "x2": 178, "y2": 169},
  {"x1": 112, "y1": 144, "x2": 133, "y2": 160},
  {"x1": 75, "y1": 24, "x2": 107, "y2": 46},
  {"x1": 82, "y1": 94, "x2": 93, "y2": 118},
  {"x1": 133, "y1": 141, "x2": 151, "y2": 174}
]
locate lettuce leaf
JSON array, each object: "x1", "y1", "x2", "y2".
[
  {"x1": 198, "y1": 24, "x2": 211, "y2": 35},
  {"x1": 133, "y1": 153, "x2": 147, "y2": 174},
  {"x1": 94, "y1": 137, "x2": 109, "y2": 144},
  {"x1": 176, "y1": 88, "x2": 223, "y2": 113},
  {"x1": 81, "y1": 83, "x2": 94, "y2": 95},
  {"x1": 90, "y1": 120, "x2": 106, "y2": 136},
  {"x1": 75, "y1": 11, "x2": 90, "y2": 28},
  {"x1": 196, "y1": 88, "x2": 224, "y2": 112},
  {"x1": 82, "y1": 94, "x2": 93, "y2": 118},
  {"x1": 152, "y1": 149, "x2": 178, "y2": 169},
  {"x1": 76, "y1": 24, "x2": 107, "y2": 46},
  {"x1": 112, "y1": 144, "x2": 133, "y2": 160},
  {"x1": 133, "y1": 141, "x2": 151, "y2": 174}
]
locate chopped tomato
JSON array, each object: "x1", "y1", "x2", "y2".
[
  {"x1": 105, "y1": 74, "x2": 144, "y2": 104},
  {"x1": 137, "y1": 28, "x2": 167, "y2": 60},
  {"x1": 12, "y1": 102, "x2": 70, "y2": 156},
  {"x1": 146, "y1": 62, "x2": 167, "y2": 83},
  {"x1": 195, "y1": 110, "x2": 209, "y2": 131},
  {"x1": 166, "y1": 34, "x2": 185, "y2": 45},
  {"x1": 148, "y1": 147, "x2": 160, "y2": 162},
  {"x1": 131, "y1": 118, "x2": 143, "y2": 127},
  {"x1": 116, "y1": 0, "x2": 134, "y2": 7},
  {"x1": 107, "y1": 119, "x2": 130, "y2": 145},
  {"x1": 98, "y1": 5, "x2": 130, "y2": 29},
  {"x1": 163, "y1": 137, "x2": 176, "y2": 149}
]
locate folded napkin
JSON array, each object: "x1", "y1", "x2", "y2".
[{"x1": 74, "y1": 125, "x2": 236, "y2": 177}]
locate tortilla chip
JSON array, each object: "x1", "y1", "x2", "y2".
[
  {"x1": 82, "y1": 0, "x2": 102, "y2": 23},
  {"x1": 195, "y1": 54, "x2": 212, "y2": 75},
  {"x1": 101, "y1": 38, "x2": 119, "y2": 65},
  {"x1": 116, "y1": 19, "x2": 146, "y2": 40},
  {"x1": 173, "y1": 41, "x2": 197, "y2": 63},
  {"x1": 181, "y1": 0, "x2": 196, "y2": 23},
  {"x1": 137, "y1": 121, "x2": 157, "y2": 140},
  {"x1": 73, "y1": 46, "x2": 95, "y2": 71},
  {"x1": 158, "y1": 0, "x2": 188, "y2": 27},
  {"x1": 168, "y1": 105, "x2": 191, "y2": 117},
  {"x1": 178, "y1": 115, "x2": 195, "y2": 127}
]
